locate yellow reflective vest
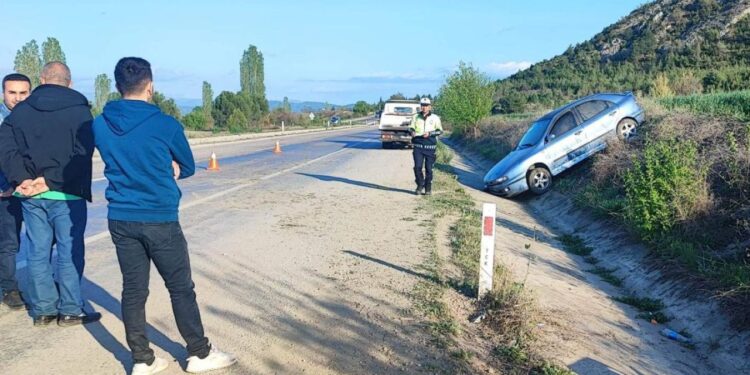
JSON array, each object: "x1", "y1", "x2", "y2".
[{"x1": 409, "y1": 112, "x2": 442, "y2": 136}]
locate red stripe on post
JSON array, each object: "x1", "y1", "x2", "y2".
[{"x1": 483, "y1": 216, "x2": 494, "y2": 236}]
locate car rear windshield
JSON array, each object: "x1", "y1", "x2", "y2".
[{"x1": 516, "y1": 119, "x2": 550, "y2": 149}]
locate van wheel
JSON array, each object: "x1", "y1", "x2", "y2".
[
  {"x1": 617, "y1": 118, "x2": 637, "y2": 141},
  {"x1": 527, "y1": 167, "x2": 552, "y2": 195}
]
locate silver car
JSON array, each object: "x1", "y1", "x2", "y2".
[{"x1": 483, "y1": 92, "x2": 645, "y2": 197}]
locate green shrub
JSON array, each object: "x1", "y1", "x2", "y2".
[
  {"x1": 623, "y1": 139, "x2": 708, "y2": 239},
  {"x1": 659, "y1": 90, "x2": 750, "y2": 120}
]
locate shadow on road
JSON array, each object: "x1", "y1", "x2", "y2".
[
  {"x1": 81, "y1": 277, "x2": 186, "y2": 373},
  {"x1": 296, "y1": 173, "x2": 415, "y2": 195},
  {"x1": 342, "y1": 250, "x2": 439, "y2": 284}
]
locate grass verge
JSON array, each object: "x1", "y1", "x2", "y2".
[{"x1": 411, "y1": 144, "x2": 573, "y2": 374}]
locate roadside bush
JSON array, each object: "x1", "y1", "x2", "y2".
[
  {"x1": 623, "y1": 139, "x2": 710, "y2": 239},
  {"x1": 455, "y1": 114, "x2": 534, "y2": 162},
  {"x1": 435, "y1": 62, "x2": 494, "y2": 137}
]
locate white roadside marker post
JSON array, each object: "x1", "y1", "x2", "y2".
[
  {"x1": 282, "y1": 120, "x2": 285, "y2": 133},
  {"x1": 478, "y1": 203, "x2": 497, "y2": 299}
]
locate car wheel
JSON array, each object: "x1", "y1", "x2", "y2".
[
  {"x1": 617, "y1": 118, "x2": 637, "y2": 141},
  {"x1": 527, "y1": 167, "x2": 552, "y2": 195}
]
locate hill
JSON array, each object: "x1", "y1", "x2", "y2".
[{"x1": 495, "y1": 0, "x2": 750, "y2": 112}]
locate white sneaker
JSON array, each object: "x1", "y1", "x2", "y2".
[
  {"x1": 186, "y1": 345, "x2": 237, "y2": 373},
  {"x1": 132, "y1": 357, "x2": 169, "y2": 375}
]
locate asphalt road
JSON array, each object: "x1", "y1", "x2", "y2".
[
  {"x1": 1, "y1": 124, "x2": 449, "y2": 375},
  {"x1": 17, "y1": 126, "x2": 380, "y2": 267}
]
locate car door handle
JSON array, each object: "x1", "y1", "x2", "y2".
[
  {"x1": 575, "y1": 130, "x2": 582, "y2": 136},
  {"x1": 608, "y1": 111, "x2": 617, "y2": 117}
]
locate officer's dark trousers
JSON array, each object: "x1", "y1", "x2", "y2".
[{"x1": 413, "y1": 147, "x2": 437, "y2": 190}]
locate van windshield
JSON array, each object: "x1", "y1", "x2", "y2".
[
  {"x1": 516, "y1": 119, "x2": 551, "y2": 150},
  {"x1": 392, "y1": 106, "x2": 414, "y2": 114}
]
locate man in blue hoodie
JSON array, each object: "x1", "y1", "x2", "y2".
[
  {"x1": 94, "y1": 57, "x2": 236, "y2": 375},
  {"x1": 0, "y1": 63, "x2": 100, "y2": 326}
]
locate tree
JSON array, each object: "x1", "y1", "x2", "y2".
[
  {"x1": 183, "y1": 107, "x2": 207, "y2": 130},
  {"x1": 389, "y1": 93, "x2": 406, "y2": 100},
  {"x1": 93, "y1": 74, "x2": 112, "y2": 115},
  {"x1": 282, "y1": 96, "x2": 292, "y2": 113},
  {"x1": 650, "y1": 73, "x2": 674, "y2": 98},
  {"x1": 239, "y1": 45, "x2": 268, "y2": 114},
  {"x1": 42, "y1": 37, "x2": 66, "y2": 65},
  {"x1": 353, "y1": 101, "x2": 370, "y2": 115},
  {"x1": 227, "y1": 108, "x2": 248, "y2": 133},
  {"x1": 108, "y1": 92, "x2": 122, "y2": 102},
  {"x1": 152, "y1": 91, "x2": 181, "y2": 119},
  {"x1": 434, "y1": 62, "x2": 494, "y2": 136},
  {"x1": 14, "y1": 40, "x2": 42, "y2": 87},
  {"x1": 202, "y1": 81, "x2": 214, "y2": 130}
]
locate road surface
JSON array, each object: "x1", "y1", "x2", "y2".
[{"x1": 1, "y1": 127, "x2": 453, "y2": 374}]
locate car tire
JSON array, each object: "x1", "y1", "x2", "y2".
[
  {"x1": 527, "y1": 167, "x2": 552, "y2": 195},
  {"x1": 617, "y1": 118, "x2": 637, "y2": 141}
]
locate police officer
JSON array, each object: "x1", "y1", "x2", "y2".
[{"x1": 409, "y1": 97, "x2": 442, "y2": 195}]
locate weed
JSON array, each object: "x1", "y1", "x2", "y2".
[
  {"x1": 558, "y1": 234, "x2": 594, "y2": 256},
  {"x1": 612, "y1": 295, "x2": 665, "y2": 312},
  {"x1": 588, "y1": 267, "x2": 624, "y2": 287}
]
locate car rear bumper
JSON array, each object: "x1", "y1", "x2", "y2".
[{"x1": 380, "y1": 132, "x2": 412, "y2": 143}]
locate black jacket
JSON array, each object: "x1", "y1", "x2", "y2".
[{"x1": 0, "y1": 84, "x2": 94, "y2": 201}]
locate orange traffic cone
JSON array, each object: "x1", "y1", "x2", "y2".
[
  {"x1": 207, "y1": 152, "x2": 220, "y2": 171},
  {"x1": 273, "y1": 141, "x2": 282, "y2": 154}
]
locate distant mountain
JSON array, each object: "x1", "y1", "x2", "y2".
[
  {"x1": 496, "y1": 0, "x2": 750, "y2": 112},
  {"x1": 175, "y1": 98, "x2": 353, "y2": 116},
  {"x1": 268, "y1": 100, "x2": 354, "y2": 113}
]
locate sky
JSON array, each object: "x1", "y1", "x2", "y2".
[{"x1": 1, "y1": 0, "x2": 646, "y2": 105}]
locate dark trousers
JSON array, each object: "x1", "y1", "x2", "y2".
[
  {"x1": 0, "y1": 196, "x2": 22, "y2": 294},
  {"x1": 109, "y1": 220, "x2": 210, "y2": 364},
  {"x1": 413, "y1": 147, "x2": 437, "y2": 189}
]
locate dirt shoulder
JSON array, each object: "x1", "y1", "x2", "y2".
[{"x1": 444, "y1": 140, "x2": 750, "y2": 374}]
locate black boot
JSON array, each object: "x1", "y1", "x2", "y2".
[
  {"x1": 2, "y1": 290, "x2": 25, "y2": 310},
  {"x1": 58, "y1": 312, "x2": 102, "y2": 327}
]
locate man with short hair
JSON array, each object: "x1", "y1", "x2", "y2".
[
  {"x1": 94, "y1": 57, "x2": 236, "y2": 375},
  {"x1": 409, "y1": 97, "x2": 443, "y2": 195},
  {"x1": 0, "y1": 73, "x2": 31, "y2": 310},
  {"x1": 0, "y1": 62, "x2": 100, "y2": 326}
]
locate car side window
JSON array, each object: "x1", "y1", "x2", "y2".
[
  {"x1": 549, "y1": 112, "x2": 578, "y2": 139},
  {"x1": 576, "y1": 100, "x2": 611, "y2": 121}
]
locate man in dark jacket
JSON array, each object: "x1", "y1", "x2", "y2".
[
  {"x1": 94, "y1": 57, "x2": 235, "y2": 375},
  {"x1": 0, "y1": 73, "x2": 31, "y2": 310},
  {"x1": 0, "y1": 62, "x2": 100, "y2": 326}
]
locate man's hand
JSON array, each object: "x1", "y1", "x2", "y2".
[
  {"x1": 172, "y1": 161, "x2": 180, "y2": 180},
  {"x1": 0, "y1": 187, "x2": 14, "y2": 198},
  {"x1": 423, "y1": 131, "x2": 430, "y2": 138},
  {"x1": 15, "y1": 177, "x2": 49, "y2": 197}
]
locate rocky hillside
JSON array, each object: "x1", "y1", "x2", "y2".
[{"x1": 495, "y1": 0, "x2": 750, "y2": 112}]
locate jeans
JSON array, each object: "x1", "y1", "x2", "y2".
[
  {"x1": 22, "y1": 199, "x2": 87, "y2": 317},
  {"x1": 0, "y1": 196, "x2": 22, "y2": 294},
  {"x1": 109, "y1": 220, "x2": 210, "y2": 364},
  {"x1": 413, "y1": 147, "x2": 437, "y2": 189}
]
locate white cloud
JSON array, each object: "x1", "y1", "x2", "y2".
[{"x1": 486, "y1": 61, "x2": 532, "y2": 78}]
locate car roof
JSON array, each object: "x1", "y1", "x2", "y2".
[
  {"x1": 538, "y1": 92, "x2": 633, "y2": 121},
  {"x1": 385, "y1": 100, "x2": 419, "y2": 104}
]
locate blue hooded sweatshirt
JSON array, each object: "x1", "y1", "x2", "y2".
[{"x1": 93, "y1": 100, "x2": 195, "y2": 222}]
